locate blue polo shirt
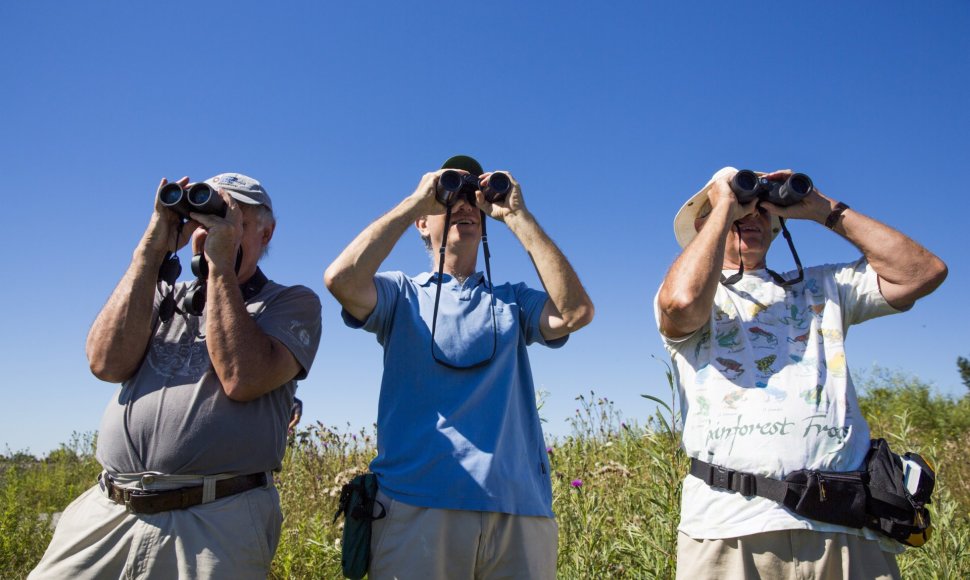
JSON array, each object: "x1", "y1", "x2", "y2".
[{"x1": 343, "y1": 270, "x2": 566, "y2": 517}]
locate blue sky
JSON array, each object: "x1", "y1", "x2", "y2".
[{"x1": 2, "y1": 1, "x2": 967, "y2": 455}]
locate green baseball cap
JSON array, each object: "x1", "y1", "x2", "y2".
[{"x1": 440, "y1": 155, "x2": 484, "y2": 176}]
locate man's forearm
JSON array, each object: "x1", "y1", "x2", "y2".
[
  {"x1": 204, "y1": 269, "x2": 300, "y2": 402},
  {"x1": 86, "y1": 237, "x2": 168, "y2": 383},
  {"x1": 324, "y1": 196, "x2": 423, "y2": 314},
  {"x1": 505, "y1": 210, "x2": 593, "y2": 331},
  {"x1": 658, "y1": 205, "x2": 733, "y2": 337},
  {"x1": 826, "y1": 206, "x2": 947, "y2": 307}
]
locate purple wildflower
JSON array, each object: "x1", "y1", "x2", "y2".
[{"x1": 570, "y1": 479, "x2": 583, "y2": 488}]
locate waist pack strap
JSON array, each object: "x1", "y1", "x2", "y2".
[{"x1": 690, "y1": 458, "x2": 791, "y2": 503}]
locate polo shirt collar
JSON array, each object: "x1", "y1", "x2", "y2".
[{"x1": 414, "y1": 271, "x2": 485, "y2": 287}]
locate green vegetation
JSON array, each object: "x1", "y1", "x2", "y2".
[{"x1": 3, "y1": 369, "x2": 969, "y2": 579}]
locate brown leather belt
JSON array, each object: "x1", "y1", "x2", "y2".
[{"x1": 101, "y1": 472, "x2": 267, "y2": 515}]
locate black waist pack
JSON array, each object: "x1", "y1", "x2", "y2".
[
  {"x1": 691, "y1": 438, "x2": 935, "y2": 546},
  {"x1": 333, "y1": 473, "x2": 386, "y2": 579}
]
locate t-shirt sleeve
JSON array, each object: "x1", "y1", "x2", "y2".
[
  {"x1": 834, "y1": 257, "x2": 904, "y2": 332},
  {"x1": 341, "y1": 272, "x2": 405, "y2": 345},
  {"x1": 514, "y1": 283, "x2": 568, "y2": 348},
  {"x1": 256, "y1": 285, "x2": 322, "y2": 381}
]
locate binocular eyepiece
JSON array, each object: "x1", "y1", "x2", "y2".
[
  {"x1": 729, "y1": 170, "x2": 814, "y2": 207},
  {"x1": 158, "y1": 182, "x2": 227, "y2": 218},
  {"x1": 435, "y1": 171, "x2": 512, "y2": 207}
]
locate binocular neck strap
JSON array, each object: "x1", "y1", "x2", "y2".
[
  {"x1": 720, "y1": 218, "x2": 805, "y2": 288},
  {"x1": 429, "y1": 206, "x2": 498, "y2": 370},
  {"x1": 720, "y1": 223, "x2": 745, "y2": 286}
]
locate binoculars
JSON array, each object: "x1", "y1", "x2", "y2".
[
  {"x1": 158, "y1": 182, "x2": 227, "y2": 218},
  {"x1": 435, "y1": 171, "x2": 512, "y2": 207},
  {"x1": 729, "y1": 170, "x2": 814, "y2": 207}
]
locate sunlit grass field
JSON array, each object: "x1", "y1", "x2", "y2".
[{"x1": 3, "y1": 369, "x2": 968, "y2": 579}]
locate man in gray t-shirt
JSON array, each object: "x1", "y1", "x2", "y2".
[{"x1": 30, "y1": 173, "x2": 322, "y2": 580}]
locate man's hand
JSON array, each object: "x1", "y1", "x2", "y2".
[
  {"x1": 407, "y1": 170, "x2": 450, "y2": 217},
  {"x1": 706, "y1": 169, "x2": 759, "y2": 225},
  {"x1": 476, "y1": 171, "x2": 528, "y2": 223},
  {"x1": 190, "y1": 190, "x2": 244, "y2": 274}
]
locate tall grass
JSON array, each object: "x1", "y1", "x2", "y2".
[{"x1": 2, "y1": 369, "x2": 969, "y2": 579}]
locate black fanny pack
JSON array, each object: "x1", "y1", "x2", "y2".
[{"x1": 691, "y1": 438, "x2": 935, "y2": 547}]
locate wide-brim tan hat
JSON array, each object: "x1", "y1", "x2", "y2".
[{"x1": 673, "y1": 166, "x2": 781, "y2": 249}]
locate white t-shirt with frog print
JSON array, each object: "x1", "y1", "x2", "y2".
[{"x1": 655, "y1": 257, "x2": 903, "y2": 545}]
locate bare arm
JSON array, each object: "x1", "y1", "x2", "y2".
[
  {"x1": 657, "y1": 174, "x2": 755, "y2": 338},
  {"x1": 86, "y1": 178, "x2": 198, "y2": 382},
  {"x1": 193, "y1": 195, "x2": 303, "y2": 402},
  {"x1": 479, "y1": 174, "x2": 594, "y2": 340},
  {"x1": 763, "y1": 173, "x2": 948, "y2": 309},
  {"x1": 324, "y1": 171, "x2": 445, "y2": 321}
]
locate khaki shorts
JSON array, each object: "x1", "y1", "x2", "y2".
[
  {"x1": 369, "y1": 490, "x2": 558, "y2": 580},
  {"x1": 676, "y1": 530, "x2": 901, "y2": 580},
  {"x1": 28, "y1": 479, "x2": 282, "y2": 580}
]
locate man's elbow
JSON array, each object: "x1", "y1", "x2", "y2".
[
  {"x1": 87, "y1": 353, "x2": 134, "y2": 384},
  {"x1": 924, "y1": 258, "x2": 948, "y2": 293},
  {"x1": 563, "y1": 301, "x2": 595, "y2": 332},
  {"x1": 911, "y1": 257, "x2": 948, "y2": 300},
  {"x1": 323, "y1": 264, "x2": 343, "y2": 294},
  {"x1": 222, "y1": 380, "x2": 263, "y2": 403}
]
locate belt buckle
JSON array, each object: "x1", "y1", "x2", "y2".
[
  {"x1": 709, "y1": 465, "x2": 733, "y2": 490},
  {"x1": 121, "y1": 488, "x2": 136, "y2": 514}
]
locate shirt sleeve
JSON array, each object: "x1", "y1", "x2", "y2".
[
  {"x1": 341, "y1": 271, "x2": 405, "y2": 346},
  {"x1": 834, "y1": 257, "x2": 904, "y2": 332},
  {"x1": 255, "y1": 285, "x2": 322, "y2": 381},
  {"x1": 514, "y1": 283, "x2": 568, "y2": 348}
]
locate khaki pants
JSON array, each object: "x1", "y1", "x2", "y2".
[
  {"x1": 369, "y1": 491, "x2": 558, "y2": 580},
  {"x1": 28, "y1": 478, "x2": 282, "y2": 580},
  {"x1": 676, "y1": 530, "x2": 901, "y2": 580}
]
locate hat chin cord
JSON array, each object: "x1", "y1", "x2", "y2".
[{"x1": 720, "y1": 217, "x2": 804, "y2": 287}]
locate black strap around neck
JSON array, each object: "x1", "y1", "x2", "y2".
[
  {"x1": 720, "y1": 217, "x2": 804, "y2": 288},
  {"x1": 429, "y1": 206, "x2": 498, "y2": 370},
  {"x1": 240, "y1": 267, "x2": 269, "y2": 301}
]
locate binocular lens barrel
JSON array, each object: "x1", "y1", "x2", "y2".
[
  {"x1": 158, "y1": 183, "x2": 186, "y2": 206},
  {"x1": 488, "y1": 171, "x2": 512, "y2": 201},
  {"x1": 729, "y1": 169, "x2": 814, "y2": 207},
  {"x1": 187, "y1": 183, "x2": 226, "y2": 217},
  {"x1": 435, "y1": 170, "x2": 512, "y2": 207},
  {"x1": 156, "y1": 181, "x2": 227, "y2": 218},
  {"x1": 438, "y1": 170, "x2": 464, "y2": 193}
]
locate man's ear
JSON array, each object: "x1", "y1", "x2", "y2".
[
  {"x1": 415, "y1": 216, "x2": 429, "y2": 237},
  {"x1": 262, "y1": 221, "x2": 276, "y2": 246}
]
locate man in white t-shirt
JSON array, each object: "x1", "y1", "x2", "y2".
[{"x1": 655, "y1": 167, "x2": 946, "y2": 579}]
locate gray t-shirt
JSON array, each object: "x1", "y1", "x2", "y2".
[{"x1": 96, "y1": 275, "x2": 322, "y2": 476}]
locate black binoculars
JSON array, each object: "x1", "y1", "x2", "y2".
[
  {"x1": 435, "y1": 171, "x2": 512, "y2": 207},
  {"x1": 158, "y1": 182, "x2": 227, "y2": 218},
  {"x1": 729, "y1": 170, "x2": 814, "y2": 207}
]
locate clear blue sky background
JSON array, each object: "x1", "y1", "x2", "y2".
[{"x1": 2, "y1": 1, "x2": 967, "y2": 455}]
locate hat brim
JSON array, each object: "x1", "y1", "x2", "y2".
[
  {"x1": 227, "y1": 192, "x2": 263, "y2": 206},
  {"x1": 673, "y1": 166, "x2": 781, "y2": 249}
]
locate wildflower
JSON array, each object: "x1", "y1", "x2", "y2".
[
  {"x1": 546, "y1": 447, "x2": 554, "y2": 455},
  {"x1": 570, "y1": 479, "x2": 583, "y2": 489}
]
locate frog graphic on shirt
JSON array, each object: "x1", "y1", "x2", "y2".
[
  {"x1": 748, "y1": 326, "x2": 778, "y2": 346},
  {"x1": 755, "y1": 354, "x2": 777, "y2": 374},
  {"x1": 716, "y1": 327, "x2": 741, "y2": 350}
]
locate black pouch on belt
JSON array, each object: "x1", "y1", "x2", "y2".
[
  {"x1": 782, "y1": 468, "x2": 869, "y2": 529},
  {"x1": 333, "y1": 473, "x2": 385, "y2": 579}
]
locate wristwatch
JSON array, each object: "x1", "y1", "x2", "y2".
[{"x1": 825, "y1": 202, "x2": 850, "y2": 230}]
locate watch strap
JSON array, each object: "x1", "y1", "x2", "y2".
[{"x1": 825, "y1": 201, "x2": 850, "y2": 230}]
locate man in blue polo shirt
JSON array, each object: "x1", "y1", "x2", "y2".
[{"x1": 325, "y1": 155, "x2": 594, "y2": 579}]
